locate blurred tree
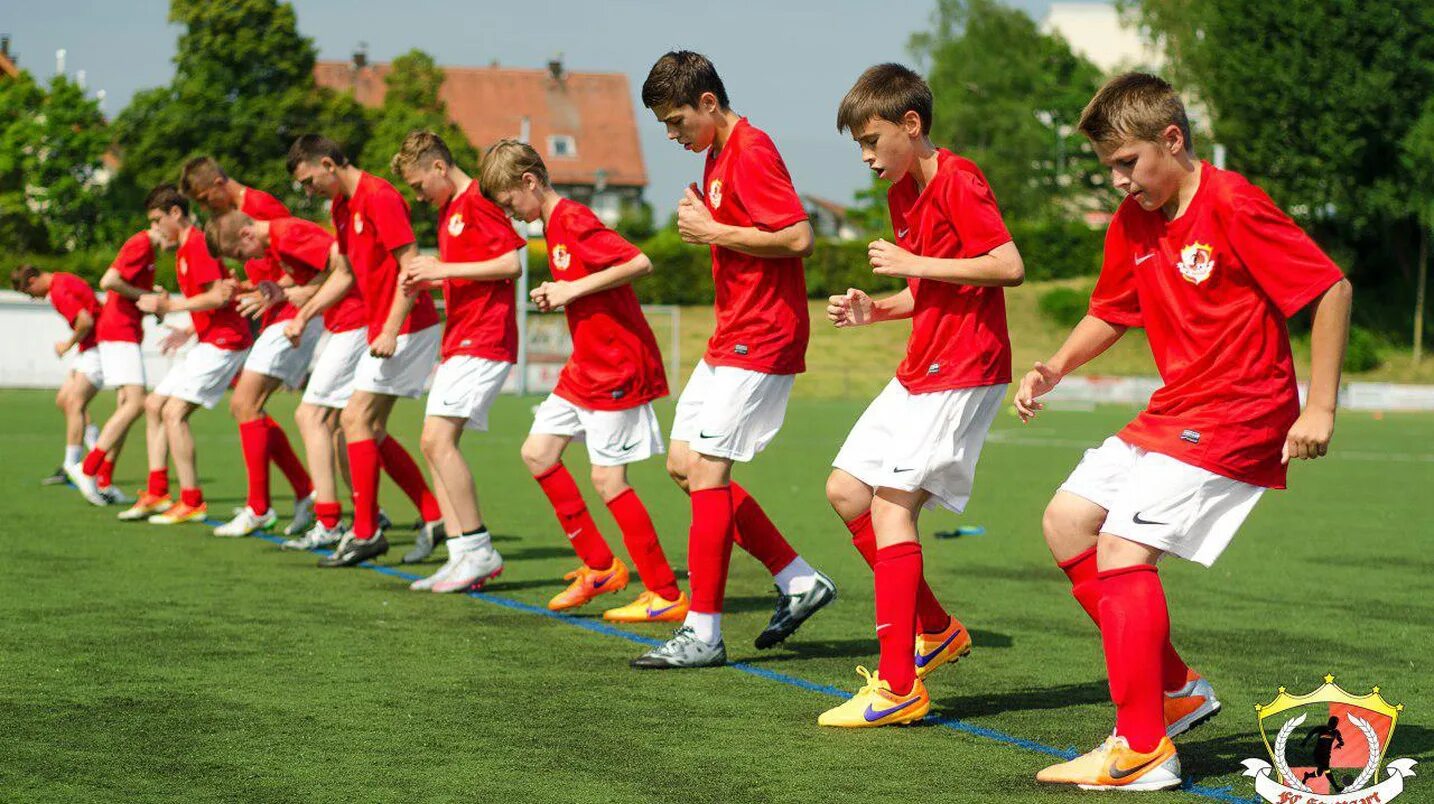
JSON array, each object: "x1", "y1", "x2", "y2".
[{"x1": 1401, "y1": 98, "x2": 1434, "y2": 361}]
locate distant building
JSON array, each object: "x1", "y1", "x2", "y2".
[
  {"x1": 315, "y1": 53, "x2": 647, "y2": 226},
  {"x1": 802, "y1": 195, "x2": 860, "y2": 241},
  {"x1": 0, "y1": 35, "x2": 21, "y2": 79}
]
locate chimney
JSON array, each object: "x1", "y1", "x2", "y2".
[
  {"x1": 353, "y1": 42, "x2": 368, "y2": 70},
  {"x1": 548, "y1": 54, "x2": 564, "y2": 81},
  {"x1": 2, "y1": 35, "x2": 11, "y2": 58}
]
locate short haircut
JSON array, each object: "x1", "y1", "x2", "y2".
[
  {"x1": 837, "y1": 63, "x2": 932, "y2": 135},
  {"x1": 179, "y1": 155, "x2": 226, "y2": 197},
  {"x1": 286, "y1": 134, "x2": 349, "y2": 174},
  {"x1": 1078, "y1": 72, "x2": 1194, "y2": 152},
  {"x1": 390, "y1": 130, "x2": 455, "y2": 178},
  {"x1": 477, "y1": 139, "x2": 550, "y2": 197},
  {"x1": 641, "y1": 50, "x2": 729, "y2": 111},
  {"x1": 205, "y1": 210, "x2": 256, "y2": 258},
  {"x1": 145, "y1": 183, "x2": 189, "y2": 216},
  {"x1": 9, "y1": 264, "x2": 40, "y2": 292}
]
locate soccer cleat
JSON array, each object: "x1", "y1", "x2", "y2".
[
  {"x1": 818, "y1": 666, "x2": 931, "y2": 728},
  {"x1": 65, "y1": 463, "x2": 108, "y2": 506},
  {"x1": 409, "y1": 558, "x2": 458, "y2": 591},
  {"x1": 431, "y1": 543, "x2": 504, "y2": 593},
  {"x1": 547, "y1": 558, "x2": 630, "y2": 611},
  {"x1": 42, "y1": 465, "x2": 69, "y2": 486},
  {"x1": 118, "y1": 492, "x2": 172, "y2": 521},
  {"x1": 603, "y1": 590, "x2": 690, "y2": 623},
  {"x1": 99, "y1": 486, "x2": 134, "y2": 506},
  {"x1": 284, "y1": 494, "x2": 316, "y2": 537},
  {"x1": 402, "y1": 519, "x2": 447, "y2": 564},
  {"x1": 1165, "y1": 670, "x2": 1222, "y2": 738},
  {"x1": 630, "y1": 625, "x2": 726, "y2": 669},
  {"x1": 1036, "y1": 734, "x2": 1182, "y2": 791},
  {"x1": 281, "y1": 520, "x2": 346, "y2": 551},
  {"x1": 213, "y1": 506, "x2": 278, "y2": 537},
  {"x1": 148, "y1": 502, "x2": 208, "y2": 525},
  {"x1": 914, "y1": 617, "x2": 973, "y2": 679},
  {"x1": 317, "y1": 530, "x2": 388, "y2": 568},
  {"x1": 755, "y1": 570, "x2": 838, "y2": 649}
]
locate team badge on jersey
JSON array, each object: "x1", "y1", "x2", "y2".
[
  {"x1": 552, "y1": 244, "x2": 571, "y2": 272},
  {"x1": 447, "y1": 213, "x2": 465, "y2": 237},
  {"x1": 708, "y1": 179, "x2": 723, "y2": 209},
  {"x1": 1178, "y1": 242, "x2": 1215, "y2": 285},
  {"x1": 352, "y1": 212, "x2": 364, "y2": 235}
]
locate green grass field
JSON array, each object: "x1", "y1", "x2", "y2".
[{"x1": 1, "y1": 388, "x2": 1430, "y2": 803}]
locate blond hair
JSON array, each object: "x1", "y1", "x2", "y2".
[
  {"x1": 390, "y1": 130, "x2": 455, "y2": 178},
  {"x1": 179, "y1": 156, "x2": 226, "y2": 197},
  {"x1": 477, "y1": 139, "x2": 550, "y2": 197},
  {"x1": 204, "y1": 210, "x2": 256, "y2": 259},
  {"x1": 1078, "y1": 72, "x2": 1193, "y2": 152}
]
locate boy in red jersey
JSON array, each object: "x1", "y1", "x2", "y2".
[
  {"x1": 11, "y1": 266, "x2": 107, "y2": 495},
  {"x1": 633, "y1": 51, "x2": 835, "y2": 669},
  {"x1": 181, "y1": 157, "x2": 316, "y2": 539},
  {"x1": 481, "y1": 140, "x2": 690, "y2": 623},
  {"x1": 1018, "y1": 74, "x2": 1352, "y2": 791},
  {"x1": 390, "y1": 131, "x2": 522, "y2": 592},
  {"x1": 208, "y1": 209, "x2": 363, "y2": 552},
  {"x1": 287, "y1": 134, "x2": 445, "y2": 568},
  {"x1": 133, "y1": 184, "x2": 252, "y2": 526},
  {"x1": 819, "y1": 64, "x2": 1024, "y2": 727}
]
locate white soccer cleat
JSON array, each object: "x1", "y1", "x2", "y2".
[
  {"x1": 431, "y1": 542, "x2": 504, "y2": 593},
  {"x1": 65, "y1": 463, "x2": 108, "y2": 506},
  {"x1": 99, "y1": 486, "x2": 134, "y2": 506},
  {"x1": 285, "y1": 493, "x2": 316, "y2": 537},
  {"x1": 409, "y1": 558, "x2": 459, "y2": 591},
  {"x1": 213, "y1": 506, "x2": 278, "y2": 537},
  {"x1": 281, "y1": 520, "x2": 346, "y2": 551}
]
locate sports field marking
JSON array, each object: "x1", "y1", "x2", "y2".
[{"x1": 987, "y1": 430, "x2": 1434, "y2": 463}]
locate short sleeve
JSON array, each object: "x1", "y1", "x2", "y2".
[
  {"x1": 568, "y1": 208, "x2": 641, "y2": 270},
  {"x1": 112, "y1": 232, "x2": 153, "y2": 281},
  {"x1": 453, "y1": 194, "x2": 526, "y2": 262},
  {"x1": 242, "y1": 189, "x2": 290, "y2": 220},
  {"x1": 276, "y1": 220, "x2": 335, "y2": 279},
  {"x1": 1088, "y1": 211, "x2": 1142, "y2": 327},
  {"x1": 369, "y1": 187, "x2": 415, "y2": 252},
  {"x1": 50, "y1": 278, "x2": 82, "y2": 323},
  {"x1": 186, "y1": 241, "x2": 226, "y2": 286},
  {"x1": 943, "y1": 170, "x2": 1012, "y2": 257},
  {"x1": 1225, "y1": 184, "x2": 1344, "y2": 318},
  {"x1": 731, "y1": 145, "x2": 808, "y2": 232}
]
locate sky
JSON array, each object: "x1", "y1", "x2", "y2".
[{"x1": 6, "y1": 0, "x2": 1068, "y2": 208}]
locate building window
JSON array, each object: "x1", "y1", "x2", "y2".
[{"x1": 548, "y1": 135, "x2": 577, "y2": 158}]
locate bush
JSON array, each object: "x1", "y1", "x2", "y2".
[
  {"x1": 1038, "y1": 286, "x2": 1089, "y2": 328},
  {"x1": 1007, "y1": 217, "x2": 1104, "y2": 281},
  {"x1": 1343, "y1": 325, "x2": 1382, "y2": 372}
]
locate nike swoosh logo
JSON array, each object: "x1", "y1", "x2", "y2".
[
  {"x1": 875, "y1": 623, "x2": 892, "y2": 633},
  {"x1": 1132, "y1": 511, "x2": 1168, "y2": 526},
  {"x1": 864, "y1": 696, "x2": 921, "y2": 722},
  {"x1": 646, "y1": 602, "x2": 680, "y2": 617},
  {"x1": 592, "y1": 572, "x2": 615, "y2": 589},
  {"x1": 1107, "y1": 755, "x2": 1162, "y2": 780},
  {"x1": 699, "y1": 431, "x2": 725, "y2": 439},
  {"x1": 442, "y1": 397, "x2": 467, "y2": 407},
  {"x1": 896, "y1": 228, "x2": 909, "y2": 238},
  {"x1": 1135, "y1": 253, "x2": 1156, "y2": 265},
  {"x1": 914, "y1": 628, "x2": 962, "y2": 667},
  {"x1": 618, "y1": 440, "x2": 640, "y2": 451},
  {"x1": 565, "y1": 530, "x2": 581, "y2": 541},
  {"x1": 892, "y1": 467, "x2": 915, "y2": 474}
]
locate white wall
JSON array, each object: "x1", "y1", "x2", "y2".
[{"x1": 0, "y1": 290, "x2": 190, "y2": 388}]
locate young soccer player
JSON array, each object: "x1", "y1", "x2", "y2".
[
  {"x1": 287, "y1": 134, "x2": 446, "y2": 568},
  {"x1": 481, "y1": 139, "x2": 689, "y2": 621},
  {"x1": 1017, "y1": 74, "x2": 1351, "y2": 791},
  {"x1": 11, "y1": 266, "x2": 107, "y2": 495},
  {"x1": 208, "y1": 209, "x2": 363, "y2": 551},
  {"x1": 388, "y1": 130, "x2": 519, "y2": 592},
  {"x1": 818, "y1": 63, "x2": 1024, "y2": 727},
  {"x1": 133, "y1": 184, "x2": 253, "y2": 525},
  {"x1": 633, "y1": 51, "x2": 836, "y2": 669},
  {"x1": 181, "y1": 157, "x2": 316, "y2": 538}
]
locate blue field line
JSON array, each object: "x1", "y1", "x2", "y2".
[{"x1": 224, "y1": 521, "x2": 1256, "y2": 803}]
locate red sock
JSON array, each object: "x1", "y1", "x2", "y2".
[
  {"x1": 238, "y1": 419, "x2": 272, "y2": 513},
  {"x1": 265, "y1": 416, "x2": 313, "y2": 499},
  {"x1": 1060, "y1": 547, "x2": 1190, "y2": 692},
  {"x1": 1099, "y1": 564, "x2": 1168, "y2": 753},
  {"x1": 314, "y1": 500, "x2": 342, "y2": 529},
  {"x1": 729, "y1": 482, "x2": 798, "y2": 575},
  {"x1": 148, "y1": 469, "x2": 169, "y2": 497},
  {"x1": 98, "y1": 460, "x2": 115, "y2": 489},
  {"x1": 180, "y1": 487, "x2": 204, "y2": 508},
  {"x1": 82, "y1": 447, "x2": 106, "y2": 477},
  {"x1": 847, "y1": 511, "x2": 951, "y2": 634},
  {"x1": 348, "y1": 439, "x2": 381, "y2": 540},
  {"x1": 534, "y1": 463, "x2": 614, "y2": 569},
  {"x1": 874, "y1": 542, "x2": 923, "y2": 696},
  {"x1": 687, "y1": 486, "x2": 735, "y2": 614},
  {"x1": 606, "y1": 488, "x2": 680, "y2": 600},
  {"x1": 377, "y1": 435, "x2": 441, "y2": 522}
]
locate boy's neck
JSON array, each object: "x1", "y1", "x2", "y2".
[
  {"x1": 336, "y1": 164, "x2": 364, "y2": 198},
  {"x1": 1163, "y1": 152, "x2": 1202, "y2": 220},
  {"x1": 538, "y1": 187, "x2": 563, "y2": 223},
  {"x1": 253, "y1": 219, "x2": 272, "y2": 245},
  {"x1": 909, "y1": 138, "x2": 941, "y2": 191},
  {"x1": 227, "y1": 181, "x2": 248, "y2": 208},
  {"x1": 710, "y1": 108, "x2": 743, "y2": 154},
  {"x1": 449, "y1": 165, "x2": 473, "y2": 199}
]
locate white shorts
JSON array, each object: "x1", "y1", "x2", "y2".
[
  {"x1": 669, "y1": 360, "x2": 794, "y2": 462},
  {"x1": 353, "y1": 324, "x2": 440, "y2": 399},
  {"x1": 153, "y1": 342, "x2": 248, "y2": 409},
  {"x1": 70, "y1": 348, "x2": 104, "y2": 388},
  {"x1": 833, "y1": 380, "x2": 1006, "y2": 513},
  {"x1": 531, "y1": 394, "x2": 665, "y2": 467},
  {"x1": 1059, "y1": 436, "x2": 1266, "y2": 567},
  {"x1": 301, "y1": 328, "x2": 367, "y2": 408},
  {"x1": 243, "y1": 319, "x2": 323, "y2": 388},
  {"x1": 425, "y1": 356, "x2": 512, "y2": 431},
  {"x1": 97, "y1": 340, "x2": 145, "y2": 387}
]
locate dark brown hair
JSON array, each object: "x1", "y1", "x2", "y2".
[
  {"x1": 642, "y1": 50, "x2": 729, "y2": 111},
  {"x1": 286, "y1": 134, "x2": 350, "y2": 174},
  {"x1": 837, "y1": 63, "x2": 933, "y2": 135}
]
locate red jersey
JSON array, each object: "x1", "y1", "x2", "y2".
[
  {"x1": 701, "y1": 118, "x2": 810, "y2": 375},
  {"x1": 436, "y1": 180, "x2": 526, "y2": 361},
  {"x1": 544, "y1": 199, "x2": 669, "y2": 410},
  {"x1": 238, "y1": 186, "x2": 296, "y2": 329},
  {"x1": 176, "y1": 226, "x2": 252, "y2": 350},
  {"x1": 48, "y1": 272, "x2": 101, "y2": 352},
  {"x1": 266, "y1": 217, "x2": 365, "y2": 334},
  {"x1": 888, "y1": 149, "x2": 1014, "y2": 392},
  {"x1": 96, "y1": 231, "x2": 157, "y2": 344},
  {"x1": 1089, "y1": 161, "x2": 1344, "y2": 489},
  {"x1": 338, "y1": 171, "x2": 439, "y2": 342}
]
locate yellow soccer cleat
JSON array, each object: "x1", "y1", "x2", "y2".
[
  {"x1": 1036, "y1": 734, "x2": 1182, "y2": 791},
  {"x1": 914, "y1": 616, "x2": 972, "y2": 679},
  {"x1": 547, "y1": 558, "x2": 630, "y2": 611},
  {"x1": 147, "y1": 502, "x2": 208, "y2": 525},
  {"x1": 118, "y1": 492, "x2": 173, "y2": 522},
  {"x1": 817, "y1": 667, "x2": 930, "y2": 728},
  {"x1": 603, "y1": 589, "x2": 690, "y2": 623}
]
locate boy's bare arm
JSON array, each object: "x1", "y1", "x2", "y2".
[
  {"x1": 1014, "y1": 315, "x2": 1129, "y2": 422},
  {"x1": 1283, "y1": 278, "x2": 1352, "y2": 463}
]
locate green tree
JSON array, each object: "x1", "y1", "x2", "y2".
[{"x1": 1402, "y1": 98, "x2": 1434, "y2": 361}]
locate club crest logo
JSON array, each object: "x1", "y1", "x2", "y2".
[
  {"x1": 708, "y1": 179, "x2": 723, "y2": 209},
  {"x1": 1177, "y1": 241, "x2": 1215, "y2": 284},
  {"x1": 447, "y1": 213, "x2": 465, "y2": 237},
  {"x1": 352, "y1": 212, "x2": 364, "y2": 235},
  {"x1": 1240, "y1": 675, "x2": 1417, "y2": 802},
  {"x1": 552, "y1": 244, "x2": 571, "y2": 272}
]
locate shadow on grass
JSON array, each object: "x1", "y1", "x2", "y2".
[
  {"x1": 931, "y1": 680, "x2": 1110, "y2": 720},
  {"x1": 737, "y1": 638, "x2": 876, "y2": 664}
]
